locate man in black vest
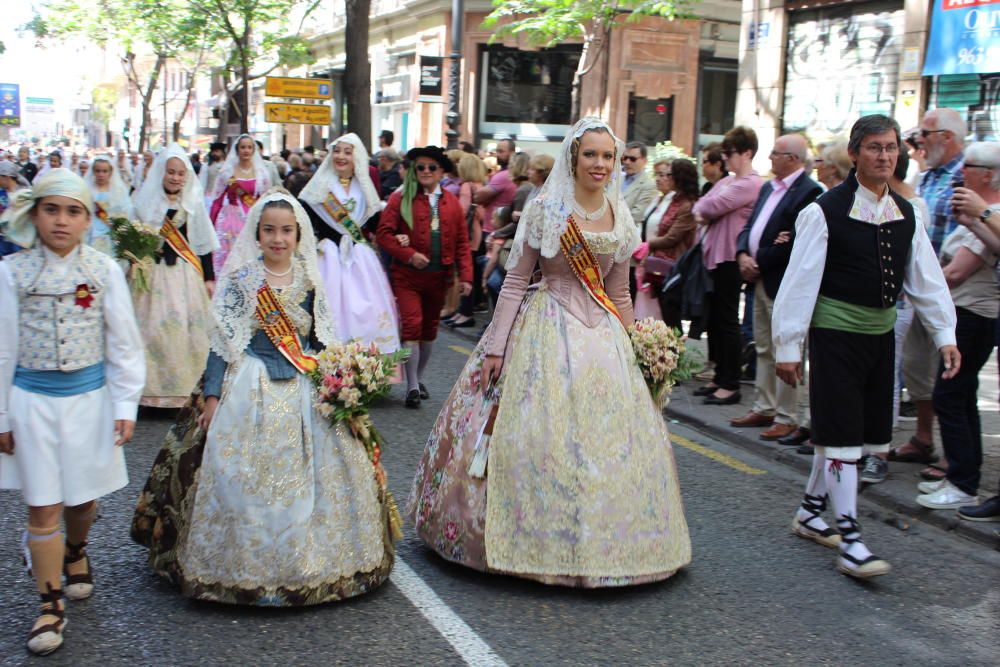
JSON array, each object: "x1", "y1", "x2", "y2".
[
  {"x1": 772, "y1": 115, "x2": 959, "y2": 580},
  {"x1": 732, "y1": 134, "x2": 822, "y2": 441}
]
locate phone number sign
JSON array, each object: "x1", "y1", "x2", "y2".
[{"x1": 923, "y1": 0, "x2": 1000, "y2": 75}]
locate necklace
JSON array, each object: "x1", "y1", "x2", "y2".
[
  {"x1": 263, "y1": 263, "x2": 293, "y2": 277},
  {"x1": 338, "y1": 176, "x2": 351, "y2": 189},
  {"x1": 572, "y1": 195, "x2": 608, "y2": 222}
]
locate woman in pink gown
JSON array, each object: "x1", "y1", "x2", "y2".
[
  {"x1": 408, "y1": 118, "x2": 691, "y2": 587},
  {"x1": 209, "y1": 134, "x2": 271, "y2": 272}
]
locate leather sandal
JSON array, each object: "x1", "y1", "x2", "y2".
[
  {"x1": 63, "y1": 541, "x2": 94, "y2": 601},
  {"x1": 887, "y1": 436, "x2": 938, "y2": 464},
  {"x1": 27, "y1": 586, "x2": 66, "y2": 656},
  {"x1": 919, "y1": 464, "x2": 948, "y2": 481}
]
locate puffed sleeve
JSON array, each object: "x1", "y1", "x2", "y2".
[
  {"x1": 772, "y1": 202, "x2": 828, "y2": 364},
  {"x1": 0, "y1": 262, "x2": 17, "y2": 433},
  {"x1": 102, "y1": 259, "x2": 146, "y2": 422}
]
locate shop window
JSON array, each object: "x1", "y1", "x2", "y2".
[
  {"x1": 628, "y1": 95, "x2": 673, "y2": 145},
  {"x1": 698, "y1": 62, "x2": 737, "y2": 146},
  {"x1": 478, "y1": 44, "x2": 582, "y2": 140}
]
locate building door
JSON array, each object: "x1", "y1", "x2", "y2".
[{"x1": 627, "y1": 95, "x2": 673, "y2": 146}]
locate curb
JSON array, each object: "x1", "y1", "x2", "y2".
[{"x1": 666, "y1": 402, "x2": 1000, "y2": 551}]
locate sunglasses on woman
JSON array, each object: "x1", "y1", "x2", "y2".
[{"x1": 416, "y1": 164, "x2": 439, "y2": 172}]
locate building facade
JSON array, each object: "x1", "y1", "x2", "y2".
[
  {"x1": 294, "y1": 0, "x2": 742, "y2": 153},
  {"x1": 736, "y1": 0, "x2": 998, "y2": 171}
]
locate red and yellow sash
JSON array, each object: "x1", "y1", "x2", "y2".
[
  {"x1": 228, "y1": 178, "x2": 258, "y2": 209},
  {"x1": 321, "y1": 191, "x2": 367, "y2": 244},
  {"x1": 559, "y1": 215, "x2": 624, "y2": 327},
  {"x1": 254, "y1": 283, "x2": 318, "y2": 374},
  {"x1": 160, "y1": 217, "x2": 204, "y2": 278},
  {"x1": 95, "y1": 202, "x2": 109, "y2": 223}
]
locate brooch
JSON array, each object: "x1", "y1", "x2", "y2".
[{"x1": 75, "y1": 283, "x2": 94, "y2": 309}]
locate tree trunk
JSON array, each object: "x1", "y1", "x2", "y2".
[
  {"x1": 137, "y1": 54, "x2": 166, "y2": 152},
  {"x1": 344, "y1": 0, "x2": 372, "y2": 151},
  {"x1": 174, "y1": 71, "x2": 197, "y2": 142}
]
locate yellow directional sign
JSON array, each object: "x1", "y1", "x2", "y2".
[
  {"x1": 265, "y1": 76, "x2": 333, "y2": 100},
  {"x1": 265, "y1": 103, "x2": 332, "y2": 126}
]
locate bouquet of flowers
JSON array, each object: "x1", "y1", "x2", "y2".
[
  {"x1": 311, "y1": 340, "x2": 410, "y2": 540},
  {"x1": 109, "y1": 217, "x2": 162, "y2": 294},
  {"x1": 629, "y1": 318, "x2": 699, "y2": 408}
]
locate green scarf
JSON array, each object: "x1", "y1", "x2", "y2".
[{"x1": 399, "y1": 167, "x2": 419, "y2": 229}]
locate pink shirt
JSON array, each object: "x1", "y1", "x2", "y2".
[
  {"x1": 482, "y1": 168, "x2": 516, "y2": 233},
  {"x1": 747, "y1": 168, "x2": 804, "y2": 257},
  {"x1": 692, "y1": 172, "x2": 763, "y2": 270}
]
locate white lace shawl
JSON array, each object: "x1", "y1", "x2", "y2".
[
  {"x1": 132, "y1": 143, "x2": 219, "y2": 256},
  {"x1": 210, "y1": 133, "x2": 272, "y2": 202},
  {"x1": 209, "y1": 190, "x2": 337, "y2": 363},
  {"x1": 299, "y1": 132, "x2": 381, "y2": 224},
  {"x1": 506, "y1": 117, "x2": 639, "y2": 267}
]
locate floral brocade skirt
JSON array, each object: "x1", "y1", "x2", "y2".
[
  {"x1": 212, "y1": 203, "x2": 248, "y2": 274},
  {"x1": 131, "y1": 261, "x2": 211, "y2": 408},
  {"x1": 408, "y1": 286, "x2": 691, "y2": 587},
  {"x1": 131, "y1": 357, "x2": 396, "y2": 606}
]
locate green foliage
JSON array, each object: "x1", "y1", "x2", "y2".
[{"x1": 483, "y1": 0, "x2": 695, "y2": 45}]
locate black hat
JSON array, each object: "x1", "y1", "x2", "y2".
[
  {"x1": 210, "y1": 142, "x2": 227, "y2": 152},
  {"x1": 405, "y1": 145, "x2": 454, "y2": 173}
]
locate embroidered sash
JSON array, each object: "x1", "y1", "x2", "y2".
[
  {"x1": 94, "y1": 202, "x2": 109, "y2": 223},
  {"x1": 160, "y1": 217, "x2": 204, "y2": 278},
  {"x1": 254, "y1": 283, "x2": 318, "y2": 374},
  {"x1": 559, "y1": 215, "x2": 624, "y2": 327},
  {"x1": 228, "y1": 178, "x2": 258, "y2": 209},
  {"x1": 320, "y1": 191, "x2": 367, "y2": 244}
]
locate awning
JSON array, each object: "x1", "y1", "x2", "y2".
[{"x1": 923, "y1": 0, "x2": 1000, "y2": 75}]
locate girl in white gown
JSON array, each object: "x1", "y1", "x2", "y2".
[{"x1": 299, "y1": 134, "x2": 400, "y2": 352}]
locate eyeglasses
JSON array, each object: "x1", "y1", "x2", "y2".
[
  {"x1": 769, "y1": 151, "x2": 798, "y2": 159},
  {"x1": 621, "y1": 155, "x2": 640, "y2": 163},
  {"x1": 862, "y1": 143, "x2": 899, "y2": 155},
  {"x1": 963, "y1": 163, "x2": 995, "y2": 171},
  {"x1": 415, "y1": 164, "x2": 439, "y2": 172},
  {"x1": 920, "y1": 129, "x2": 947, "y2": 138}
]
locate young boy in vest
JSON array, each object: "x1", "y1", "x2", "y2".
[
  {"x1": 0, "y1": 168, "x2": 146, "y2": 654},
  {"x1": 772, "y1": 116, "x2": 959, "y2": 579}
]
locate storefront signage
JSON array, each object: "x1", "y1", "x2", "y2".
[
  {"x1": 418, "y1": 56, "x2": 443, "y2": 103},
  {"x1": 265, "y1": 76, "x2": 333, "y2": 100},
  {"x1": 265, "y1": 103, "x2": 332, "y2": 125},
  {"x1": 0, "y1": 83, "x2": 20, "y2": 126},
  {"x1": 376, "y1": 73, "x2": 411, "y2": 104},
  {"x1": 923, "y1": 0, "x2": 1000, "y2": 75}
]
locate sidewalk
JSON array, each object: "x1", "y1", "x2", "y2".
[{"x1": 667, "y1": 336, "x2": 1000, "y2": 549}]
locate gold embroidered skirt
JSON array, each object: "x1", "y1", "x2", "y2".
[
  {"x1": 133, "y1": 357, "x2": 395, "y2": 605},
  {"x1": 409, "y1": 287, "x2": 691, "y2": 587}
]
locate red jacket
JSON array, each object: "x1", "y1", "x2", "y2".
[{"x1": 377, "y1": 187, "x2": 473, "y2": 283}]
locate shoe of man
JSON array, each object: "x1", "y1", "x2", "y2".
[
  {"x1": 778, "y1": 427, "x2": 811, "y2": 446},
  {"x1": 916, "y1": 481, "x2": 977, "y2": 510},
  {"x1": 917, "y1": 478, "x2": 946, "y2": 495},
  {"x1": 957, "y1": 495, "x2": 1000, "y2": 522},
  {"x1": 729, "y1": 412, "x2": 774, "y2": 428},
  {"x1": 796, "y1": 443, "x2": 814, "y2": 455},
  {"x1": 860, "y1": 456, "x2": 888, "y2": 484},
  {"x1": 760, "y1": 423, "x2": 797, "y2": 441}
]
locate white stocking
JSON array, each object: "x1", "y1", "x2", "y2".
[
  {"x1": 403, "y1": 341, "x2": 420, "y2": 392},
  {"x1": 418, "y1": 341, "x2": 433, "y2": 380},
  {"x1": 796, "y1": 453, "x2": 831, "y2": 532},
  {"x1": 825, "y1": 457, "x2": 874, "y2": 563}
]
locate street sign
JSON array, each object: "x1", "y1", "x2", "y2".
[
  {"x1": 0, "y1": 83, "x2": 20, "y2": 127},
  {"x1": 265, "y1": 76, "x2": 333, "y2": 100},
  {"x1": 265, "y1": 103, "x2": 332, "y2": 126},
  {"x1": 418, "y1": 56, "x2": 443, "y2": 103}
]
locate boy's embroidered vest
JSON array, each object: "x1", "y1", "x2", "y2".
[{"x1": 8, "y1": 245, "x2": 108, "y2": 371}]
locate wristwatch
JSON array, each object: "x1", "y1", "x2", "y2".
[{"x1": 981, "y1": 207, "x2": 994, "y2": 223}]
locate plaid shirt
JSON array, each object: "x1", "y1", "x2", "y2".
[{"x1": 919, "y1": 153, "x2": 964, "y2": 255}]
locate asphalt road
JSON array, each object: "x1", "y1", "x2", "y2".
[{"x1": 1, "y1": 328, "x2": 998, "y2": 666}]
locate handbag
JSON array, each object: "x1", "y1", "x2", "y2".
[{"x1": 640, "y1": 255, "x2": 675, "y2": 289}]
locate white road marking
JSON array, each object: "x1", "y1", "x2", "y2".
[{"x1": 391, "y1": 557, "x2": 508, "y2": 666}]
